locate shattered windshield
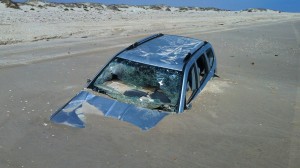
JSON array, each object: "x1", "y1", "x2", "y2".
[{"x1": 92, "y1": 58, "x2": 182, "y2": 112}]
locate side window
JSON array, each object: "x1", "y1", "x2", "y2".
[
  {"x1": 186, "y1": 54, "x2": 210, "y2": 104},
  {"x1": 186, "y1": 65, "x2": 197, "y2": 103},
  {"x1": 196, "y1": 54, "x2": 209, "y2": 85},
  {"x1": 206, "y1": 48, "x2": 214, "y2": 68}
]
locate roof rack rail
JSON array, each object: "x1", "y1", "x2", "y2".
[
  {"x1": 183, "y1": 41, "x2": 208, "y2": 63},
  {"x1": 126, "y1": 33, "x2": 164, "y2": 50}
]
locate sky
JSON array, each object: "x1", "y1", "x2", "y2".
[{"x1": 15, "y1": 0, "x2": 300, "y2": 12}]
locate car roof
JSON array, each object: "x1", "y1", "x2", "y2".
[{"x1": 116, "y1": 34, "x2": 205, "y2": 71}]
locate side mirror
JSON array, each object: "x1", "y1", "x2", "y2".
[
  {"x1": 185, "y1": 103, "x2": 192, "y2": 110},
  {"x1": 86, "y1": 78, "x2": 91, "y2": 84}
]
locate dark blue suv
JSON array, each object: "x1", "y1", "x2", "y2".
[{"x1": 50, "y1": 34, "x2": 217, "y2": 130}]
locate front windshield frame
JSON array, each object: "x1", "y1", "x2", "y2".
[{"x1": 88, "y1": 57, "x2": 183, "y2": 112}]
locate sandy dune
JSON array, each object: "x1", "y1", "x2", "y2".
[
  {"x1": 1, "y1": 2, "x2": 300, "y2": 67},
  {"x1": 1, "y1": 1, "x2": 299, "y2": 45}
]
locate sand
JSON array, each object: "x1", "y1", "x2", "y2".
[
  {"x1": 1, "y1": 2, "x2": 299, "y2": 46},
  {"x1": 0, "y1": 1, "x2": 299, "y2": 168},
  {"x1": 1, "y1": 2, "x2": 300, "y2": 67}
]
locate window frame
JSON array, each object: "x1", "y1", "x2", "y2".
[
  {"x1": 185, "y1": 54, "x2": 209, "y2": 104},
  {"x1": 178, "y1": 44, "x2": 215, "y2": 113},
  {"x1": 205, "y1": 48, "x2": 215, "y2": 69}
]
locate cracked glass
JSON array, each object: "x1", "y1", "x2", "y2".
[{"x1": 92, "y1": 58, "x2": 182, "y2": 112}]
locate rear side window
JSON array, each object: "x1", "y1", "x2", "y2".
[
  {"x1": 196, "y1": 54, "x2": 208, "y2": 85},
  {"x1": 186, "y1": 53, "x2": 209, "y2": 103},
  {"x1": 186, "y1": 65, "x2": 196, "y2": 103},
  {"x1": 206, "y1": 48, "x2": 214, "y2": 68}
]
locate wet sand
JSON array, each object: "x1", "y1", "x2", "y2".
[{"x1": 0, "y1": 8, "x2": 300, "y2": 168}]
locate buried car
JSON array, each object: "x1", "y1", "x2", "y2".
[{"x1": 50, "y1": 33, "x2": 217, "y2": 130}]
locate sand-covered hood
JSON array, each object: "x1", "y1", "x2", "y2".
[{"x1": 50, "y1": 90, "x2": 169, "y2": 130}]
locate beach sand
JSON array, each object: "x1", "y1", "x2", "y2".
[{"x1": 0, "y1": 1, "x2": 299, "y2": 168}]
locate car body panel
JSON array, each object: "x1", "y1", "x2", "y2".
[
  {"x1": 117, "y1": 35, "x2": 204, "y2": 71},
  {"x1": 50, "y1": 90, "x2": 169, "y2": 130}
]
